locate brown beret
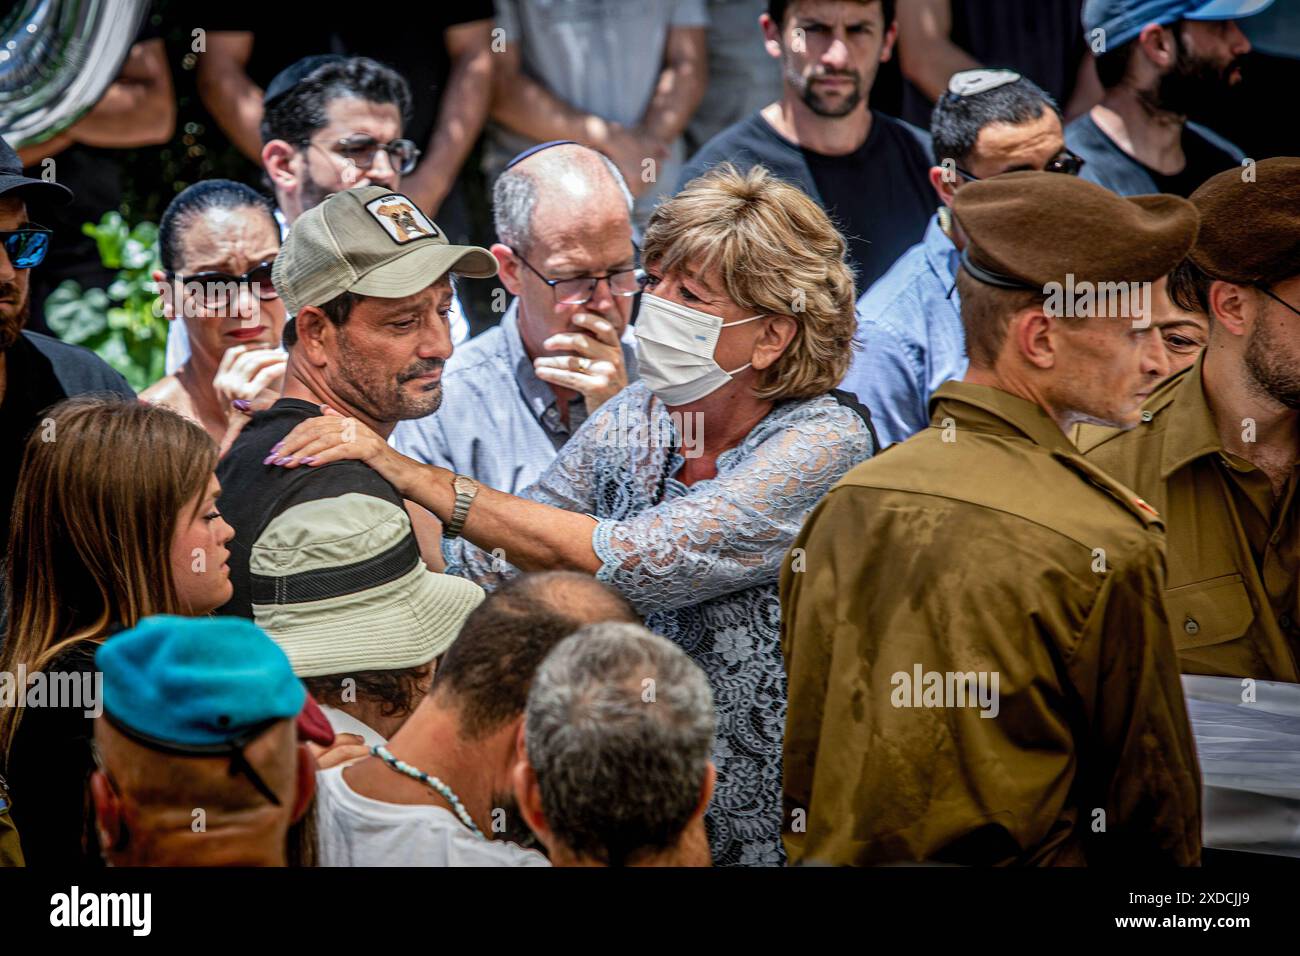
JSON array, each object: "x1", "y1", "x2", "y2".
[
  {"x1": 1187, "y1": 157, "x2": 1300, "y2": 286},
  {"x1": 952, "y1": 171, "x2": 1200, "y2": 292}
]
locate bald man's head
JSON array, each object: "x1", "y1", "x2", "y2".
[
  {"x1": 494, "y1": 144, "x2": 633, "y2": 256},
  {"x1": 430, "y1": 572, "x2": 640, "y2": 741}
]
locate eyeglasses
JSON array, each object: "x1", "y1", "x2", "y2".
[
  {"x1": 955, "y1": 148, "x2": 1086, "y2": 183},
  {"x1": 513, "y1": 250, "x2": 647, "y2": 305},
  {"x1": 1260, "y1": 286, "x2": 1300, "y2": 317},
  {"x1": 0, "y1": 225, "x2": 52, "y2": 268},
  {"x1": 166, "y1": 260, "x2": 280, "y2": 308},
  {"x1": 305, "y1": 134, "x2": 422, "y2": 176}
]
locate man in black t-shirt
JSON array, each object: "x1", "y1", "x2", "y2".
[
  {"x1": 1066, "y1": 0, "x2": 1270, "y2": 197},
  {"x1": 678, "y1": 0, "x2": 933, "y2": 292},
  {"x1": 195, "y1": 5, "x2": 495, "y2": 224},
  {"x1": 216, "y1": 186, "x2": 499, "y2": 618},
  {"x1": 0, "y1": 136, "x2": 135, "y2": 557}
]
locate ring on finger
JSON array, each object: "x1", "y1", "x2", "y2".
[{"x1": 576, "y1": 356, "x2": 592, "y2": 372}]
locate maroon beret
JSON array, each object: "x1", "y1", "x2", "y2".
[
  {"x1": 1187, "y1": 157, "x2": 1300, "y2": 287},
  {"x1": 952, "y1": 171, "x2": 1200, "y2": 291}
]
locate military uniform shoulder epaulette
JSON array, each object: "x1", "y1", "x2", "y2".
[
  {"x1": 1051, "y1": 450, "x2": 1164, "y2": 529},
  {"x1": 1074, "y1": 367, "x2": 1190, "y2": 453}
]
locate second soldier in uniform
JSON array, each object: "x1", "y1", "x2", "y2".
[{"x1": 781, "y1": 172, "x2": 1203, "y2": 866}]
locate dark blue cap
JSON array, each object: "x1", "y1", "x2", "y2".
[
  {"x1": 263, "y1": 54, "x2": 349, "y2": 108},
  {"x1": 504, "y1": 140, "x2": 580, "y2": 171},
  {"x1": 1083, "y1": 0, "x2": 1274, "y2": 49}
]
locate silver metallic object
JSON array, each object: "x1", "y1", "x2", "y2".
[{"x1": 0, "y1": 0, "x2": 149, "y2": 148}]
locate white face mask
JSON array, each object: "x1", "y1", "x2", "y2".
[{"x1": 634, "y1": 294, "x2": 766, "y2": 406}]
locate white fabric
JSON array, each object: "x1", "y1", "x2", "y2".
[
  {"x1": 1183, "y1": 674, "x2": 1300, "y2": 858},
  {"x1": 633, "y1": 293, "x2": 761, "y2": 405},
  {"x1": 314, "y1": 765, "x2": 551, "y2": 867},
  {"x1": 319, "y1": 705, "x2": 387, "y2": 750}
]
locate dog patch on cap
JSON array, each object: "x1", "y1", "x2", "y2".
[{"x1": 365, "y1": 194, "x2": 439, "y2": 244}]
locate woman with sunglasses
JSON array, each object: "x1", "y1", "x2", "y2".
[
  {"x1": 0, "y1": 397, "x2": 235, "y2": 866},
  {"x1": 142, "y1": 180, "x2": 288, "y2": 450}
]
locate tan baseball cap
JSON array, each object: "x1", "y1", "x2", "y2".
[{"x1": 272, "y1": 185, "x2": 498, "y2": 314}]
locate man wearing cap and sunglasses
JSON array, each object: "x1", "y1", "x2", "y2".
[
  {"x1": 215, "y1": 185, "x2": 498, "y2": 619},
  {"x1": 0, "y1": 134, "x2": 135, "y2": 556},
  {"x1": 1067, "y1": 0, "x2": 1272, "y2": 198},
  {"x1": 392, "y1": 141, "x2": 641, "y2": 495},
  {"x1": 842, "y1": 68, "x2": 1084, "y2": 447}
]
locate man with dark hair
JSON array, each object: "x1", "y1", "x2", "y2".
[
  {"x1": 840, "y1": 69, "x2": 1075, "y2": 445},
  {"x1": 195, "y1": 10, "x2": 495, "y2": 219},
  {"x1": 251, "y1": 495, "x2": 486, "y2": 746},
  {"x1": 1080, "y1": 158, "x2": 1300, "y2": 683},
  {"x1": 783, "y1": 172, "x2": 1203, "y2": 865},
  {"x1": 0, "y1": 135, "x2": 134, "y2": 555},
  {"x1": 214, "y1": 185, "x2": 498, "y2": 618},
  {"x1": 259, "y1": 56, "x2": 412, "y2": 225},
  {"x1": 514, "y1": 622, "x2": 716, "y2": 867},
  {"x1": 164, "y1": 56, "x2": 478, "y2": 385},
  {"x1": 1066, "y1": 0, "x2": 1270, "y2": 197},
  {"x1": 313, "y1": 572, "x2": 640, "y2": 866},
  {"x1": 678, "y1": 0, "x2": 934, "y2": 290}
]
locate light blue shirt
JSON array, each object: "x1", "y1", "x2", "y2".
[
  {"x1": 840, "y1": 213, "x2": 967, "y2": 447},
  {"x1": 391, "y1": 300, "x2": 638, "y2": 494}
]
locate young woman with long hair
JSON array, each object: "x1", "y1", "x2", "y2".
[{"x1": 0, "y1": 396, "x2": 233, "y2": 865}]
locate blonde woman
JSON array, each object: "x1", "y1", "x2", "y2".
[
  {"x1": 273, "y1": 165, "x2": 877, "y2": 866},
  {"x1": 0, "y1": 397, "x2": 234, "y2": 865}
]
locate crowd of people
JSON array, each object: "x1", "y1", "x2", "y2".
[{"x1": 0, "y1": 0, "x2": 1298, "y2": 868}]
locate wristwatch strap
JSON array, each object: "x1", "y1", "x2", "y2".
[{"x1": 444, "y1": 476, "x2": 476, "y2": 539}]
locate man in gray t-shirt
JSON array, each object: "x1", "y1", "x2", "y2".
[{"x1": 487, "y1": 0, "x2": 708, "y2": 229}]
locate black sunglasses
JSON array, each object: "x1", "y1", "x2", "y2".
[
  {"x1": 167, "y1": 260, "x2": 279, "y2": 307},
  {"x1": 0, "y1": 225, "x2": 53, "y2": 268},
  {"x1": 512, "y1": 248, "x2": 647, "y2": 305},
  {"x1": 955, "y1": 148, "x2": 1086, "y2": 183},
  {"x1": 305, "y1": 135, "x2": 421, "y2": 176}
]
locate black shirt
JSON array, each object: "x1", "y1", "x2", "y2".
[
  {"x1": 678, "y1": 110, "x2": 935, "y2": 293},
  {"x1": 216, "y1": 398, "x2": 406, "y2": 619},
  {"x1": 200, "y1": 3, "x2": 496, "y2": 150},
  {"x1": 5, "y1": 640, "x2": 102, "y2": 867},
  {"x1": 1067, "y1": 113, "x2": 1243, "y2": 198},
  {"x1": 901, "y1": 0, "x2": 1086, "y2": 129},
  {"x1": 0, "y1": 332, "x2": 135, "y2": 552}
]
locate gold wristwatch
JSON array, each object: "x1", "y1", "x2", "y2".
[{"x1": 444, "y1": 474, "x2": 479, "y2": 539}]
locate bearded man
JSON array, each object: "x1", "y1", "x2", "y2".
[
  {"x1": 677, "y1": 0, "x2": 934, "y2": 290},
  {"x1": 214, "y1": 186, "x2": 497, "y2": 617},
  {"x1": 1079, "y1": 158, "x2": 1300, "y2": 682},
  {"x1": 1067, "y1": 0, "x2": 1271, "y2": 197}
]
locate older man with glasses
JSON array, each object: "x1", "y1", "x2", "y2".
[
  {"x1": 392, "y1": 141, "x2": 641, "y2": 495},
  {"x1": 840, "y1": 69, "x2": 1081, "y2": 447}
]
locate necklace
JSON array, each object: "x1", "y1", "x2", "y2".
[{"x1": 370, "y1": 744, "x2": 484, "y2": 839}]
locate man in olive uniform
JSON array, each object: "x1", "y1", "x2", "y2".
[
  {"x1": 1079, "y1": 158, "x2": 1300, "y2": 683},
  {"x1": 780, "y1": 172, "x2": 1203, "y2": 866}
]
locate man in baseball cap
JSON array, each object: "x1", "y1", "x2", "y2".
[
  {"x1": 1081, "y1": 157, "x2": 1300, "y2": 683},
  {"x1": 1067, "y1": 0, "x2": 1272, "y2": 197},
  {"x1": 0, "y1": 134, "x2": 134, "y2": 552},
  {"x1": 90, "y1": 616, "x2": 318, "y2": 866},
  {"x1": 214, "y1": 185, "x2": 496, "y2": 619}
]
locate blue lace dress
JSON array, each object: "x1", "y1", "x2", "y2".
[{"x1": 444, "y1": 381, "x2": 875, "y2": 866}]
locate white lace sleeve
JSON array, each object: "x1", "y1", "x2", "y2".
[{"x1": 593, "y1": 402, "x2": 873, "y2": 614}]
